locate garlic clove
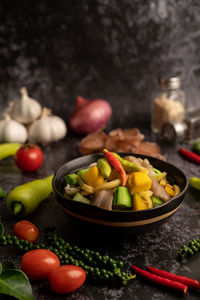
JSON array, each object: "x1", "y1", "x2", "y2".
[
  {"x1": 0, "y1": 115, "x2": 28, "y2": 143},
  {"x1": 29, "y1": 108, "x2": 67, "y2": 145},
  {"x1": 10, "y1": 87, "x2": 42, "y2": 124}
]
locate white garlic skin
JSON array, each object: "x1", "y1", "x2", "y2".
[
  {"x1": 10, "y1": 87, "x2": 42, "y2": 124},
  {"x1": 0, "y1": 116, "x2": 28, "y2": 143},
  {"x1": 29, "y1": 115, "x2": 67, "y2": 144}
]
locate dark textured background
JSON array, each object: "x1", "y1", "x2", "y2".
[
  {"x1": 0, "y1": 1, "x2": 200, "y2": 299},
  {"x1": 1, "y1": 0, "x2": 200, "y2": 126}
]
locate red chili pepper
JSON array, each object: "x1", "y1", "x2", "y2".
[
  {"x1": 103, "y1": 149, "x2": 127, "y2": 186},
  {"x1": 179, "y1": 148, "x2": 200, "y2": 164},
  {"x1": 131, "y1": 265, "x2": 188, "y2": 295},
  {"x1": 147, "y1": 266, "x2": 200, "y2": 290}
]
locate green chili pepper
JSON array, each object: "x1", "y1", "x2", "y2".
[
  {"x1": 6, "y1": 174, "x2": 54, "y2": 216},
  {"x1": 0, "y1": 143, "x2": 22, "y2": 161},
  {"x1": 189, "y1": 177, "x2": 200, "y2": 191},
  {"x1": 193, "y1": 140, "x2": 200, "y2": 155},
  {"x1": 0, "y1": 187, "x2": 7, "y2": 199}
]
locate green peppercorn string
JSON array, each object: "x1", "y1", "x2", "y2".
[
  {"x1": 178, "y1": 238, "x2": 200, "y2": 258},
  {"x1": 0, "y1": 232, "x2": 135, "y2": 286}
]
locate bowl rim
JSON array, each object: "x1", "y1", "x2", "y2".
[{"x1": 52, "y1": 152, "x2": 188, "y2": 214}]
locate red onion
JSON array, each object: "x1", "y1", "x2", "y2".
[{"x1": 69, "y1": 96, "x2": 112, "y2": 134}]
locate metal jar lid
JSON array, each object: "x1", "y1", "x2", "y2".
[
  {"x1": 159, "y1": 77, "x2": 181, "y2": 89},
  {"x1": 161, "y1": 121, "x2": 187, "y2": 142}
]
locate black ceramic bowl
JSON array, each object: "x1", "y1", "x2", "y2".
[{"x1": 52, "y1": 153, "x2": 188, "y2": 232}]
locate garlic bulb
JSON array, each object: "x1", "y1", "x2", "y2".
[
  {"x1": 10, "y1": 87, "x2": 42, "y2": 124},
  {"x1": 0, "y1": 115, "x2": 28, "y2": 143},
  {"x1": 29, "y1": 108, "x2": 67, "y2": 144}
]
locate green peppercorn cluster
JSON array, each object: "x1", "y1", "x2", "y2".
[
  {"x1": 0, "y1": 231, "x2": 135, "y2": 286},
  {"x1": 178, "y1": 238, "x2": 200, "y2": 258}
]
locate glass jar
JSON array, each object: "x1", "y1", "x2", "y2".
[{"x1": 151, "y1": 77, "x2": 186, "y2": 134}]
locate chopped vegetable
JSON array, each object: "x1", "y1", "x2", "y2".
[
  {"x1": 93, "y1": 179, "x2": 121, "y2": 192},
  {"x1": 147, "y1": 266, "x2": 200, "y2": 290},
  {"x1": 139, "y1": 190, "x2": 153, "y2": 208},
  {"x1": 131, "y1": 265, "x2": 188, "y2": 295},
  {"x1": 151, "y1": 196, "x2": 163, "y2": 207},
  {"x1": 63, "y1": 152, "x2": 181, "y2": 211},
  {"x1": 133, "y1": 193, "x2": 149, "y2": 211},
  {"x1": 113, "y1": 186, "x2": 132, "y2": 209},
  {"x1": 160, "y1": 179, "x2": 167, "y2": 186},
  {"x1": 173, "y1": 185, "x2": 180, "y2": 196},
  {"x1": 128, "y1": 171, "x2": 152, "y2": 195},
  {"x1": 153, "y1": 167, "x2": 161, "y2": 175},
  {"x1": 103, "y1": 149, "x2": 127, "y2": 186},
  {"x1": 78, "y1": 168, "x2": 89, "y2": 178},
  {"x1": 73, "y1": 192, "x2": 91, "y2": 204},
  {"x1": 153, "y1": 172, "x2": 167, "y2": 181},
  {"x1": 165, "y1": 184, "x2": 174, "y2": 196},
  {"x1": 189, "y1": 177, "x2": 200, "y2": 190},
  {"x1": 65, "y1": 174, "x2": 78, "y2": 186},
  {"x1": 6, "y1": 174, "x2": 53, "y2": 216},
  {"x1": 113, "y1": 153, "x2": 140, "y2": 172},
  {"x1": 81, "y1": 166, "x2": 104, "y2": 187},
  {"x1": 64, "y1": 184, "x2": 80, "y2": 196},
  {"x1": 97, "y1": 158, "x2": 111, "y2": 178}
]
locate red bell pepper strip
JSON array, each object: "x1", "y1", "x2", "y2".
[
  {"x1": 103, "y1": 149, "x2": 127, "y2": 186},
  {"x1": 131, "y1": 265, "x2": 188, "y2": 295},
  {"x1": 179, "y1": 148, "x2": 200, "y2": 164},
  {"x1": 147, "y1": 266, "x2": 200, "y2": 290}
]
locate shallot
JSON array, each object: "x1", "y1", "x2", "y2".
[{"x1": 69, "y1": 96, "x2": 112, "y2": 134}]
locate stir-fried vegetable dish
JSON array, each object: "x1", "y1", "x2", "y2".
[{"x1": 64, "y1": 149, "x2": 181, "y2": 211}]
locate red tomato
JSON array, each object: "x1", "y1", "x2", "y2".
[
  {"x1": 21, "y1": 249, "x2": 60, "y2": 280},
  {"x1": 14, "y1": 144, "x2": 43, "y2": 172},
  {"x1": 48, "y1": 265, "x2": 86, "y2": 294},
  {"x1": 14, "y1": 220, "x2": 39, "y2": 242}
]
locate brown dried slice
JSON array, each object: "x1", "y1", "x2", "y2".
[
  {"x1": 105, "y1": 128, "x2": 144, "y2": 152},
  {"x1": 79, "y1": 132, "x2": 108, "y2": 155},
  {"x1": 109, "y1": 128, "x2": 144, "y2": 141},
  {"x1": 133, "y1": 141, "x2": 166, "y2": 161}
]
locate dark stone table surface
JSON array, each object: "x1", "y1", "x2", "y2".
[{"x1": 0, "y1": 131, "x2": 200, "y2": 300}]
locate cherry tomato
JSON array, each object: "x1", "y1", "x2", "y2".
[
  {"x1": 48, "y1": 265, "x2": 86, "y2": 294},
  {"x1": 21, "y1": 249, "x2": 60, "y2": 280},
  {"x1": 14, "y1": 144, "x2": 43, "y2": 172},
  {"x1": 13, "y1": 220, "x2": 39, "y2": 242}
]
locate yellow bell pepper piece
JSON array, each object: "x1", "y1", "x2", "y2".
[
  {"x1": 165, "y1": 184, "x2": 174, "y2": 196},
  {"x1": 133, "y1": 193, "x2": 148, "y2": 211},
  {"x1": 160, "y1": 179, "x2": 167, "y2": 187},
  {"x1": 173, "y1": 184, "x2": 180, "y2": 196},
  {"x1": 81, "y1": 166, "x2": 104, "y2": 187},
  {"x1": 139, "y1": 190, "x2": 153, "y2": 208},
  {"x1": 128, "y1": 171, "x2": 152, "y2": 195}
]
